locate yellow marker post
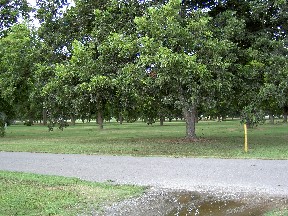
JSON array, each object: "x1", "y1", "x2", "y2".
[{"x1": 244, "y1": 123, "x2": 248, "y2": 153}]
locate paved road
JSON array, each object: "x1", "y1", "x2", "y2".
[{"x1": 1, "y1": 152, "x2": 288, "y2": 196}]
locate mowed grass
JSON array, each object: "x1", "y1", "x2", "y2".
[
  {"x1": 0, "y1": 170, "x2": 145, "y2": 215},
  {"x1": 1, "y1": 121, "x2": 287, "y2": 215},
  {"x1": 0, "y1": 119, "x2": 288, "y2": 159}
]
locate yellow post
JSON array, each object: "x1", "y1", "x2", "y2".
[{"x1": 244, "y1": 123, "x2": 248, "y2": 153}]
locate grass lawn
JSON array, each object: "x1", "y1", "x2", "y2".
[
  {"x1": 1, "y1": 171, "x2": 287, "y2": 216},
  {"x1": 0, "y1": 171, "x2": 145, "y2": 215},
  {"x1": 0, "y1": 119, "x2": 287, "y2": 159},
  {"x1": 1, "y1": 120, "x2": 287, "y2": 215}
]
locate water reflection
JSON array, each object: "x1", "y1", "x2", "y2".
[{"x1": 166, "y1": 192, "x2": 279, "y2": 216}]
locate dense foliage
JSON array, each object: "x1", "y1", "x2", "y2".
[{"x1": 0, "y1": 0, "x2": 287, "y2": 138}]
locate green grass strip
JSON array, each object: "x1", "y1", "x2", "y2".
[
  {"x1": 1, "y1": 120, "x2": 288, "y2": 159},
  {"x1": 0, "y1": 171, "x2": 145, "y2": 215}
]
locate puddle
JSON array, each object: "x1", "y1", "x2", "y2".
[
  {"x1": 103, "y1": 189, "x2": 288, "y2": 216},
  {"x1": 167, "y1": 193, "x2": 269, "y2": 216}
]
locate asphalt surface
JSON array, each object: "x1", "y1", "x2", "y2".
[{"x1": 1, "y1": 152, "x2": 288, "y2": 196}]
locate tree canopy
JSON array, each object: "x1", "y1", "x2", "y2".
[{"x1": 0, "y1": 0, "x2": 287, "y2": 137}]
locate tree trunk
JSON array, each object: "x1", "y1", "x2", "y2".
[
  {"x1": 284, "y1": 114, "x2": 287, "y2": 123},
  {"x1": 160, "y1": 116, "x2": 164, "y2": 126},
  {"x1": 269, "y1": 113, "x2": 274, "y2": 124},
  {"x1": 217, "y1": 115, "x2": 221, "y2": 122},
  {"x1": 182, "y1": 106, "x2": 197, "y2": 139},
  {"x1": 97, "y1": 111, "x2": 104, "y2": 129},
  {"x1": 119, "y1": 113, "x2": 123, "y2": 125},
  {"x1": 43, "y1": 108, "x2": 47, "y2": 126},
  {"x1": 70, "y1": 115, "x2": 76, "y2": 126},
  {"x1": 283, "y1": 106, "x2": 288, "y2": 123}
]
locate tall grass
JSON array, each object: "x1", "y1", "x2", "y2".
[{"x1": 0, "y1": 119, "x2": 287, "y2": 159}]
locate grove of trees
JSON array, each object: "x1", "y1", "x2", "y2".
[{"x1": 0, "y1": 0, "x2": 287, "y2": 138}]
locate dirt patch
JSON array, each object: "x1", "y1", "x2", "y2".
[
  {"x1": 101, "y1": 188, "x2": 288, "y2": 216},
  {"x1": 143, "y1": 137, "x2": 213, "y2": 144}
]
